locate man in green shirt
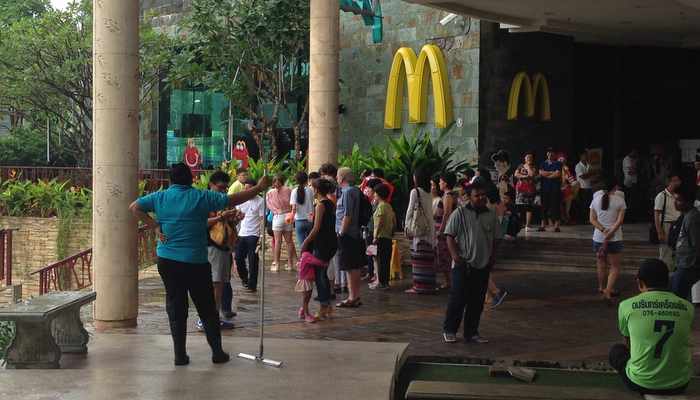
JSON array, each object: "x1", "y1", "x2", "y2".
[{"x1": 610, "y1": 258, "x2": 693, "y2": 395}]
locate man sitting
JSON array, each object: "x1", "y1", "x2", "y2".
[{"x1": 610, "y1": 258, "x2": 693, "y2": 396}]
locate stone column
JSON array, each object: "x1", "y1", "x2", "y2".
[
  {"x1": 92, "y1": 0, "x2": 139, "y2": 330},
  {"x1": 308, "y1": 0, "x2": 340, "y2": 172}
]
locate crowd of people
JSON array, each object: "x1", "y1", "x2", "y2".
[{"x1": 127, "y1": 152, "x2": 700, "y2": 397}]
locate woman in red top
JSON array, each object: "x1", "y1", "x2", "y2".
[{"x1": 266, "y1": 174, "x2": 297, "y2": 271}]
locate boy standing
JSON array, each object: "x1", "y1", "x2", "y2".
[{"x1": 235, "y1": 179, "x2": 265, "y2": 292}]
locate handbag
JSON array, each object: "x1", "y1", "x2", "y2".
[{"x1": 405, "y1": 188, "x2": 431, "y2": 238}]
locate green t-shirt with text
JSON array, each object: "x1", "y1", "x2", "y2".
[{"x1": 618, "y1": 290, "x2": 694, "y2": 390}]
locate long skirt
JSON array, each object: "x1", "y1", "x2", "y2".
[
  {"x1": 435, "y1": 234, "x2": 452, "y2": 273},
  {"x1": 411, "y1": 239, "x2": 437, "y2": 293}
]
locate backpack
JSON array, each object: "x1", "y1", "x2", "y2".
[
  {"x1": 358, "y1": 191, "x2": 373, "y2": 228},
  {"x1": 668, "y1": 214, "x2": 685, "y2": 250}
]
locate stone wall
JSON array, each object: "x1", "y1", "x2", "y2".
[
  {"x1": 339, "y1": 1, "x2": 480, "y2": 163},
  {"x1": 0, "y1": 217, "x2": 91, "y2": 297}
]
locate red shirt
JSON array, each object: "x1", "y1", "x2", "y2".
[{"x1": 359, "y1": 177, "x2": 395, "y2": 203}]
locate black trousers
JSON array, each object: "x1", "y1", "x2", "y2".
[
  {"x1": 235, "y1": 236, "x2": 260, "y2": 290},
  {"x1": 609, "y1": 344, "x2": 688, "y2": 395},
  {"x1": 443, "y1": 264, "x2": 490, "y2": 338},
  {"x1": 376, "y1": 238, "x2": 393, "y2": 286},
  {"x1": 542, "y1": 187, "x2": 561, "y2": 222},
  {"x1": 158, "y1": 257, "x2": 222, "y2": 353},
  {"x1": 578, "y1": 188, "x2": 593, "y2": 223}
]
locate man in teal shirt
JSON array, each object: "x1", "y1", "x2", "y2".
[
  {"x1": 130, "y1": 163, "x2": 269, "y2": 366},
  {"x1": 610, "y1": 258, "x2": 693, "y2": 395}
]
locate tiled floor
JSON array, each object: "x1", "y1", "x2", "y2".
[{"x1": 95, "y1": 244, "x2": 700, "y2": 370}]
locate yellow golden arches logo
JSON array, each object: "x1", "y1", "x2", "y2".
[
  {"x1": 384, "y1": 44, "x2": 454, "y2": 129},
  {"x1": 507, "y1": 72, "x2": 551, "y2": 121}
]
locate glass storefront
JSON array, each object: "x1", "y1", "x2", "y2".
[{"x1": 166, "y1": 88, "x2": 229, "y2": 168}]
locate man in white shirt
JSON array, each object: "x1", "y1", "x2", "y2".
[
  {"x1": 235, "y1": 179, "x2": 266, "y2": 292},
  {"x1": 576, "y1": 150, "x2": 595, "y2": 222},
  {"x1": 654, "y1": 173, "x2": 682, "y2": 268}
]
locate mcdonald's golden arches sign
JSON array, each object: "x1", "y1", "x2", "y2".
[
  {"x1": 384, "y1": 45, "x2": 454, "y2": 129},
  {"x1": 507, "y1": 72, "x2": 551, "y2": 121}
]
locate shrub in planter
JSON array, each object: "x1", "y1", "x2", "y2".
[{"x1": 0, "y1": 321, "x2": 14, "y2": 360}]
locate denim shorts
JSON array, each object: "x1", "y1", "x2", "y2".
[{"x1": 593, "y1": 241, "x2": 624, "y2": 254}]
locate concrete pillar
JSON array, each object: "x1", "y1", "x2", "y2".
[
  {"x1": 92, "y1": 0, "x2": 140, "y2": 330},
  {"x1": 308, "y1": 0, "x2": 340, "y2": 171}
]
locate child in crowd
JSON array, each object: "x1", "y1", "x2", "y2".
[
  {"x1": 299, "y1": 178, "x2": 338, "y2": 321},
  {"x1": 500, "y1": 190, "x2": 521, "y2": 240},
  {"x1": 370, "y1": 183, "x2": 396, "y2": 290}
]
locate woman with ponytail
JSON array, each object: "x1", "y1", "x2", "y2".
[
  {"x1": 291, "y1": 171, "x2": 315, "y2": 249},
  {"x1": 589, "y1": 177, "x2": 627, "y2": 301}
]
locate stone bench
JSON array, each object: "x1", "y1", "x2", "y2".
[
  {"x1": 405, "y1": 380, "x2": 641, "y2": 400},
  {"x1": 0, "y1": 291, "x2": 96, "y2": 369}
]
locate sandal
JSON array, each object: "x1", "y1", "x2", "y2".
[{"x1": 336, "y1": 298, "x2": 362, "y2": 308}]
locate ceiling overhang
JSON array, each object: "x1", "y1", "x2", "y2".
[{"x1": 404, "y1": 0, "x2": 700, "y2": 48}]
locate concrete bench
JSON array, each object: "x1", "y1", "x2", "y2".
[
  {"x1": 0, "y1": 291, "x2": 96, "y2": 369},
  {"x1": 405, "y1": 380, "x2": 641, "y2": 400}
]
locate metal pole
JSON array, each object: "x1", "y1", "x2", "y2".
[{"x1": 237, "y1": 142, "x2": 283, "y2": 368}]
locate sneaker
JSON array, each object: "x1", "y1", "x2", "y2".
[
  {"x1": 270, "y1": 262, "x2": 279, "y2": 272},
  {"x1": 525, "y1": 226, "x2": 533, "y2": 233},
  {"x1": 369, "y1": 282, "x2": 379, "y2": 290},
  {"x1": 195, "y1": 319, "x2": 204, "y2": 331},
  {"x1": 443, "y1": 332, "x2": 457, "y2": 343},
  {"x1": 467, "y1": 335, "x2": 489, "y2": 344},
  {"x1": 219, "y1": 320, "x2": 235, "y2": 330},
  {"x1": 491, "y1": 290, "x2": 508, "y2": 309}
]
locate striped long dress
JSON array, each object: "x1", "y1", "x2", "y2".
[{"x1": 406, "y1": 188, "x2": 436, "y2": 293}]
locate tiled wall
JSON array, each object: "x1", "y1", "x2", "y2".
[{"x1": 339, "y1": 1, "x2": 480, "y2": 164}]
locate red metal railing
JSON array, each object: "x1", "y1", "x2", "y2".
[
  {"x1": 31, "y1": 226, "x2": 157, "y2": 295},
  {"x1": 0, "y1": 229, "x2": 13, "y2": 286},
  {"x1": 32, "y1": 249, "x2": 92, "y2": 295}
]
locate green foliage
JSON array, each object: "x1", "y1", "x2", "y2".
[
  {"x1": 0, "y1": 321, "x2": 14, "y2": 360},
  {"x1": 193, "y1": 171, "x2": 214, "y2": 191},
  {"x1": 247, "y1": 156, "x2": 306, "y2": 182},
  {"x1": 0, "y1": 0, "x2": 175, "y2": 167},
  {"x1": 338, "y1": 127, "x2": 472, "y2": 219},
  {"x1": 0, "y1": 177, "x2": 91, "y2": 218},
  {"x1": 0, "y1": 0, "x2": 47, "y2": 27}
]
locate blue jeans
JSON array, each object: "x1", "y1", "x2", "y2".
[
  {"x1": 314, "y1": 265, "x2": 331, "y2": 306},
  {"x1": 235, "y1": 236, "x2": 260, "y2": 290},
  {"x1": 671, "y1": 268, "x2": 700, "y2": 301},
  {"x1": 295, "y1": 219, "x2": 313, "y2": 248},
  {"x1": 443, "y1": 264, "x2": 490, "y2": 338}
]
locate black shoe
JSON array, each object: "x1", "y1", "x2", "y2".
[
  {"x1": 175, "y1": 354, "x2": 190, "y2": 366},
  {"x1": 329, "y1": 293, "x2": 337, "y2": 300},
  {"x1": 212, "y1": 351, "x2": 231, "y2": 364},
  {"x1": 170, "y1": 320, "x2": 189, "y2": 366}
]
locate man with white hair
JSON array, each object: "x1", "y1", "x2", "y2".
[{"x1": 335, "y1": 167, "x2": 366, "y2": 308}]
